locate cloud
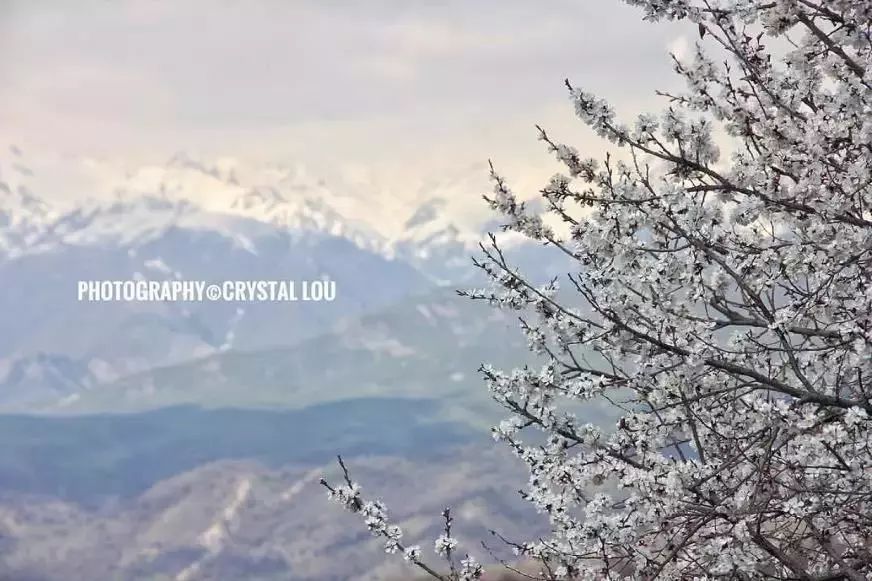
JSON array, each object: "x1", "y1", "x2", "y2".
[{"x1": 0, "y1": 0, "x2": 689, "y2": 172}]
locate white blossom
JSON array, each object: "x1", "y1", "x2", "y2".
[
  {"x1": 404, "y1": 545, "x2": 422, "y2": 562},
  {"x1": 434, "y1": 534, "x2": 458, "y2": 557},
  {"x1": 326, "y1": 1, "x2": 872, "y2": 578}
]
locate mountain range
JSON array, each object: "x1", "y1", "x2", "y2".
[
  {"x1": 0, "y1": 442, "x2": 542, "y2": 580},
  {"x1": 0, "y1": 145, "x2": 568, "y2": 414},
  {"x1": 0, "y1": 144, "x2": 580, "y2": 579},
  {"x1": 0, "y1": 146, "x2": 494, "y2": 267}
]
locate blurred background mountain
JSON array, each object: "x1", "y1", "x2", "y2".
[{"x1": 0, "y1": 147, "x2": 598, "y2": 579}]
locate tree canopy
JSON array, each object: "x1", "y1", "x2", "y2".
[{"x1": 324, "y1": 1, "x2": 872, "y2": 578}]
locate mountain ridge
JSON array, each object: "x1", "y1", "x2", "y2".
[{"x1": 0, "y1": 147, "x2": 497, "y2": 268}]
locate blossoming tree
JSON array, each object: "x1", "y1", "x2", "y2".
[{"x1": 323, "y1": 0, "x2": 872, "y2": 578}]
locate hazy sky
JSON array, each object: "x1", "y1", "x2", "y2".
[{"x1": 0, "y1": 0, "x2": 690, "y2": 193}]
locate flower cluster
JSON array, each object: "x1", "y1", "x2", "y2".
[
  {"x1": 321, "y1": 460, "x2": 484, "y2": 580},
  {"x1": 326, "y1": 1, "x2": 872, "y2": 578},
  {"x1": 469, "y1": 0, "x2": 872, "y2": 578}
]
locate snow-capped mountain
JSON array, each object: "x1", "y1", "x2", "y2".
[
  {"x1": 0, "y1": 151, "x2": 393, "y2": 261},
  {"x1": 0, "y1": 151, "x2": 57, "y2": 259},
  {"x1": 0, "y1": 148, "x2": 440, "y2": 388},
  {"x1": 0, "y1": 147, "x2": 572, "y2": 412},
  {"x1": 0, "y1": 212, "x2": 431, "y2": 376},
  {"x1": 392, "y1": 197, "x2": 483, "y2": 283},
  {"x1": 34, "y1": 195, "x2": 290, "y2": 255},
  {"x1": 0, "y1": 147, "x2": 566, "y2": 287},
  {"x1": 0, "y1": 146, "x2": 573, "y2": 294},
  {"x1": 121, "y1": 152, "x2": 390, "y2": 253},
  {"x1": 0, "y1": 147, "x2": 519, "y2": 273}
]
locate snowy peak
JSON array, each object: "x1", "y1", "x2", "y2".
[
  {"x1": 0, "y1": 149, "x2": 513, "y2": 278},
  {"x1": 34, "y1": 194, "x2": 291, "y2": 255},
  {"x1": 0, "y1": 151, "x2": 392, "y2": 259},
  {"x1": 0, "y1": 147, "x2": 54, "y2": 224},
  {"x1": 396, "y1": 197, "x2": 482, "y2": 252},
  {"x1": 229, "y1": 184, "x2": 383, "y2": 252},
  {"x1": 391, "y1": 197, "x2": 484, "y2": 284},
  {"x1": 403, "y1": 197, "x2": 446, "y2": 230},
  {"x1": 118, "y1": 154, "x2": 387, "y2": 252},
  {"x1": 231, "y1": 186, "x2": 286, "y2": 213},
  {"x1": 0, "y1": 147, "x2": 57, "y2": 257}
]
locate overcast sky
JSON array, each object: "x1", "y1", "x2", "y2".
[{"x1": 0, "y1": 0, "x2": 690, "y2": 195}]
